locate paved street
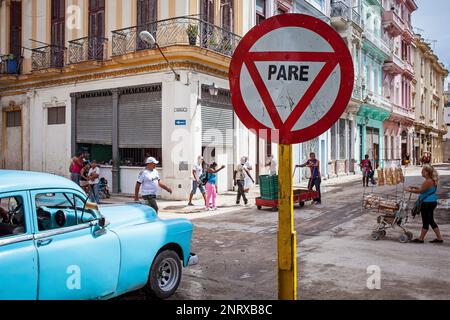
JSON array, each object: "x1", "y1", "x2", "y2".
[{"x1": 118, "y1": 165, "x2": 450, "y2": 300}]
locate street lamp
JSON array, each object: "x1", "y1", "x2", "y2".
[
  {"x1": 208, "y1": 83, "x2": 219, "y2": 96},
  {"x1": 139, "y1": 31, "x2": 180, "y2": 81}
]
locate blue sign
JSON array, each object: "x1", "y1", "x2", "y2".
[{"x1": 175, "y1": 120, "x2": 187, "y2": 126}]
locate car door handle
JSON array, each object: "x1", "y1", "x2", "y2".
[{"x1": 37, "y1": 239, "x2": 53, "y2": 247}]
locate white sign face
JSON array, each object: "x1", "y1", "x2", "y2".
[{"x1": 229, "y1": 14, "x2": 354, "y2": 144}]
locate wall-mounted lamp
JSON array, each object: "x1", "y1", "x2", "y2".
[
  {"x1": 139, "y1": 31, "x2": 180, "y2": 81},
  {"x1": 209, "y1": 83, "x2": 219, "y2": 96}
]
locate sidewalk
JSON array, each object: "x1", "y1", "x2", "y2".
[{"x1": 99, "y1": 166, "x2": 426, "y2": 220}]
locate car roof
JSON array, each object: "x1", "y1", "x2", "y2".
[{"x1": 0, "y1": 170, "x2": 85, "y2": 194}]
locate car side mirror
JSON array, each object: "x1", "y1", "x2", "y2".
[{"x1": 99, "y1": 217, "x2": 106, "y2": 228}]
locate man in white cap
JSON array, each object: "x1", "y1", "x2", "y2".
[{"x1": 134, "y1": 157, "x2": 172, "y2": 213}]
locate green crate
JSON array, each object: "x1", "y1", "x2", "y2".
[{"x1": 259, "y1": 175, "x2": 279, "y2": 200}]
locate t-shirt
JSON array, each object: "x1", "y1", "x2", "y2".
[
  {"x1": 192, "y1": 164, "x2": 203, "y2": 181},
  {"x1": 88, "y1": 167, "x2": 100, "y2": 185},
  {"x1": 235, "y1": 164, "x2": 246, "y2": 180},
  {"x1": 268, "y1": 159, "x2": 277, "y2": 175},
  {"x1": 70, "y1": 160, "x2": 82, "y2": 174},
  {"x1": 306, "y1": 160, "x2": 320, "y2": 179},
  {"x1": 361, "y1": 159, "x2": 372, "y2": 173},
  {"x1": 207, "y1": 172, "x2": 217, "y2": 185},
  {"x1": 137, "y1": 169, "x2": 160, "y2": 196}
]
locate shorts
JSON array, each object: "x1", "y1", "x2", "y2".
[
  {"x1": 143, "y1": 194, "x2": 159, "y2": 213},
  {"x1": 191, "y1": 181, "x2": 206, "y2": 195},
  {"x1": 80, "y1": 181, "x2": 89, "y2": 187}
]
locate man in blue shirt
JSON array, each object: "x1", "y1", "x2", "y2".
[{"x1": 297, "y1": 152, "x2": 322, "y2": 205}]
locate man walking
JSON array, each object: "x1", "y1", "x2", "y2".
[
  {"x1": 188, "y1": 156, "x2": 207, "y2": 207},
  {"x1": 234, "y1": 158, "x2": 249, "y2": 205},
  {"x1": 297, "y1": 152, "x2": 322, "y2": 205},
  {"x1": 134, "y1": 157, "x2": 172, "y2": 214},
  {"x1": 88, "y1": 160, "x2": 100, "y2": 203},
  {"x1": 69, "y1": 154, "x2": 83, "y2": 185}
]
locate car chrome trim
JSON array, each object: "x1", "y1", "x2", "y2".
[
  {"x1": 188, "y1": 253, "x2": 198, "y2": 266},
  {"x1": 33, "y1": 223, "x2": 93, "y2": 240},
  {"x1": 0, "y1": 234, "x2": 34, "y2": 247}
]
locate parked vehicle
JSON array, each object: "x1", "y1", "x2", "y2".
[{"x1": 0, "y1": 170, "x2": 198, "y2": 300}]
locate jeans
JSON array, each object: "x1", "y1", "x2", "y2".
[
  {"x1": 90, "y1": 183, "x2": 100, "y2": 203},
  {"x1": 236, "y1": 180, "x2": 248, "y2": 204},
  {"x1": 206, "y1": 183, "x2": 217, "y2": 208},
  {"x1": 191, "y1": 181, "x2": 206, "y2": 195},
  {"x1": 71, "y1": 173, "x2": 80, "y2": 185},
  {"x1": 308, "y1": 177, "x2": 321, "y2": 203},
  {"x1": 143, "y1": 195, "x2": 159, "y2": 213}
]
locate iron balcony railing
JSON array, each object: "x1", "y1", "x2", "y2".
[
  {"x1": 68, "y1": 36, "x2": 109, "y2": 64},
  {"x1": 0, "y1": 54, "x2": 21, "y2": 75},
  {"x1": 31, "y1": 45, "x2": 66, "y2": 71},
  {"x1": 330, "y1": 1, "x2": 350, "y2": 19},
  {"x1": 351, "y1": 9, "x2": 362, "y2": 27},
  {"x1": 112, "y1": 17, "x2": 241, "y2": 57},
  {"x1": 331, "y1": 2, "x2": 362, "y2": 28}
]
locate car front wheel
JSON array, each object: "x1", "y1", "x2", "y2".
[{"x1": 146, "y1": 250, "x2": 182, "y2": 299}]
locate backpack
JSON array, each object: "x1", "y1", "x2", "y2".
[{"x1": 198, "y1": 172, "x2": 209, "y2": 186}]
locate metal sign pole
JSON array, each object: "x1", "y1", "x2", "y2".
[{"x1": 278, "y1": 143, "x2": 297, "y2": 300}]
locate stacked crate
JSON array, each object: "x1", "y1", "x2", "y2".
[{"x1": 259, "y1": 175, "x2": 279, "y2": 200}]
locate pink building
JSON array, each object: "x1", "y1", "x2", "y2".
[{"x1": 381, "y1": 0, "x2": 417, "y2": 164}]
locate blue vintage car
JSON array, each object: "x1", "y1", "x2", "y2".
[{"x1": 0, "y1": 170, "x2": 197, "y2": 300}]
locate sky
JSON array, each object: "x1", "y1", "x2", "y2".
[{"x1": 413, "y1": 0, "x2": 450, "y2": 88}]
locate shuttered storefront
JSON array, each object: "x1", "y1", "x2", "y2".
[
  {"x1": 118, "y1": 84, "x2": 162, "y2": 148},
  {"x1": 76, "y1": 93, "x2": 113, "y2": 145},
  {"x1": 200, "y1": 85, "x2": 234, "y2": 147}
]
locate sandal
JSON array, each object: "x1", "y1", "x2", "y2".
[
  {"x1": 411, "y1": 239, "x2": 424, "y2": 244},
  {"x1": 430, "y1": 239, "x2": 444, "y2": 244}
]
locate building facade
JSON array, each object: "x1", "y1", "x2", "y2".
[
  {"x1": 0, "y1": 0, "x2": 260, "y2": 199},
  {"x1": 412, "y1": 35, "x2": 449, "y2": 164},
  {"x1": 442, "y1": 83, "x2": 450, "y2": 162},
  {"x1": 381, "y1": 0, "x2": 416, "y2": 165}
]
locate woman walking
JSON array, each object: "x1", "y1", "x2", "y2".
[
  {"x1": 406, "y1": 165, "x2": 443, "y2": 244},
  {"x1": 205, "y1": 162, "x2": 225, "y2": 211}
]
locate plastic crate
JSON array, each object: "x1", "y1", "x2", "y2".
[{"x1": 259, "y1": 175, "x2": 279, "y2": 200}]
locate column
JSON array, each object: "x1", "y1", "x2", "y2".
[{"x1": 112, "y1": 88, "x2": 120, "y2": 194}]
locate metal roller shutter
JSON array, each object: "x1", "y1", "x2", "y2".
[
  {"x1": 76, "y1": 95, "x2": 112, "y2": 145},
  {"x1": 201, "y1": 86, "x2": 234, "y2": 147},
  {"x1": 118, "y1": 86, "x2": 162, "y2": 148}
]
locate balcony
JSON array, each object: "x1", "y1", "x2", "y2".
[
  {"x1": 363, "y1": 29, "x2": 391, "y2": 58},
  {"x1": 68, "y1": 37, "x2": 108, "y2": 66},
  {"x1": 403, "y1": 60, "x2": 414, "y2": 77},
  {"x1": 31, "y1": 45, "x2": 65, "y2": 72},
  {"x1": 330, "y1": 2, "x2": 362, "y2": 29},
  {"x1": 392, "y1": 103, "x2": 415, "y2": 120},
  {"x1": 112, "y1": 17, "x2": 241, "y2": 58},
  {"x1": 363, "y1": 89, "x2": 393, "y2": 113},
  {"x1": 0, "y1": 54, "x2": 21, "y2": 83},
  {"x1": 384, "y1": 51, "x2": 403, "y2": 75},
  {"x1": 382, "y1": 10, "x2": 404, "y2": 37}
]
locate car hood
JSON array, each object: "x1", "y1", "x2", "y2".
[{"x1": 99, "y1": 203, "x2": 158, "y2": 228}]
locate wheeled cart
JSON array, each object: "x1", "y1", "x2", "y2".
[{"x1": 256, "y1": 188, "x2": 320, "y2": 211}]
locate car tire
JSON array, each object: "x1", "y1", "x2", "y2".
[{"x1": 146, "y1": 250, "x2": 182, "y2": 299}]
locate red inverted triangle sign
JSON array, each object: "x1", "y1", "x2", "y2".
[{"x1": 244, "y1": 51, "x2": 339, "y2": 132}]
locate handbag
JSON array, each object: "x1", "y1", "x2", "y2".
[{"x1": 411, "y1": 189, "x2": 435, "y2": 218}]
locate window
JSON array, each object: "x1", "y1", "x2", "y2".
[
  {"x1": 6, "y1": 111, "x2": 21, "y2": 127},
  {"x1": 51, "y1": 0, "x2": 65, "y2": 68},
  {"x1": 35, "y1": 192, "x2": 98, "y2": 232},
  {"x1": 120, "y1": 148, "x2": 162, "y2": 167},
  {"x1": 0, "y1": 195, "x2": 26, "y2": 239},
  {"x1": 221, "y1": 0, "x2": 233, "y2": 32},
  {"x1": 48, "y1": 106, "x2": 66, "y2": 125},
  {"x1": 256, "y1": 0, "x2": 266, "y2": 24}
]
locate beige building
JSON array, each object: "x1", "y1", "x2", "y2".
[
  {"x1": 0, "y1": 0, "x2": 265, "y2": 199},
  {"x1": 411, "y1": 35, "x2": 448, "y2": 164}
]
